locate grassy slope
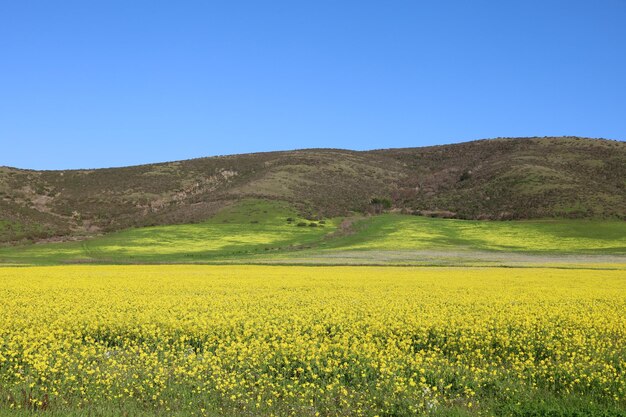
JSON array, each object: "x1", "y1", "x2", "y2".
[
  {"x1": 1, "y1": 200, "x2": 624, "y2": 265},
  {"x1": 0, "y1": 200, "x2": 338, "y2": 264},
  {"x1": 318, "y1": 214, "x2": 626, "y2": 253}
]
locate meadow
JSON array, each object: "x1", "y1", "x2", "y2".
[
  {"x1": 0, "y1": 200, "x2": 338, "y2": 265},
  {"x1": 1, "y1": 200, "x2": 625, "y2": 266},
  {"x1": 0, "y1": 265, "x2": 624, "y2": 416},
  {"x1": 322, "y1": 214, "x2": 626, "y2": 253}
]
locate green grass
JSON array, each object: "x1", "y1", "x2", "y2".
[
  {"x1": 319, "y1": 214, "x2": 626, "y2": 254},
  {"x1": 0, "y1": 202, "x2": 624, "y2": 265},
  {"x1": 0, "y1": 200, "x2": 338, "y2": 264}
]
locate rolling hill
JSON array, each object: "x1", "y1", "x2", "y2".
[{"x1": 1, "y1": 136, "x2": 625, "y2": 244}]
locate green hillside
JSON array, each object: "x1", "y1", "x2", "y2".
[
  {"x1": 1, "y1": 199, "x2": 624, "y2": 266},
  {"x1": 319, "y1": 214, "x2": 626, "y2": 253},
  {"x1": 0, "y1": 200, "x2": 334, "y2": 264}
]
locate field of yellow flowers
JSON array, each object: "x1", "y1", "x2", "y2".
[{"x1": 0, "y1": 265, "x2": 624, "y2": 416}]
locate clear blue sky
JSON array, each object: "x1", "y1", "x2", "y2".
[{"x1": 1, "y1": 1, "x2": 625, "y2": 169}]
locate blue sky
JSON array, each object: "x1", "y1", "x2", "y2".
[{"x1": 1, "y1": 1, "x2": 625, "y2": 169}]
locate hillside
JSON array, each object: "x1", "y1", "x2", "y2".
[{"x1": 1, "y1": 136, "x2": 625, "y2": 243}]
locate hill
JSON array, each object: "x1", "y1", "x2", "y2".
[{"x1": 1, "y1": 136, "x2": 625, "y2": 243}]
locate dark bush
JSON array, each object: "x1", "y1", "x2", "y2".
[
  {"x1": 459, "y1": 170, "x2": 472, "y2": 181},
  {"x1": 370, "y1": 197, "x2": 392, "y2": 209}
]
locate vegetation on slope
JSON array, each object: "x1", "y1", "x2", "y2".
[
  {"x1": 0, "y1": 200, "x2": 338, "y2": 264},
  {"x1": 1, "y1": 199, "x2": 624, "y2": 265},
  {"x1": 1, "y1": 137, "x2": 625, "y2": 243},
  {"x1": 375, "y1": 137, "x2": 626, "y2": 220},
  {"x1": 319, "y1": 214, "x2": 626, "y2": 253}
]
